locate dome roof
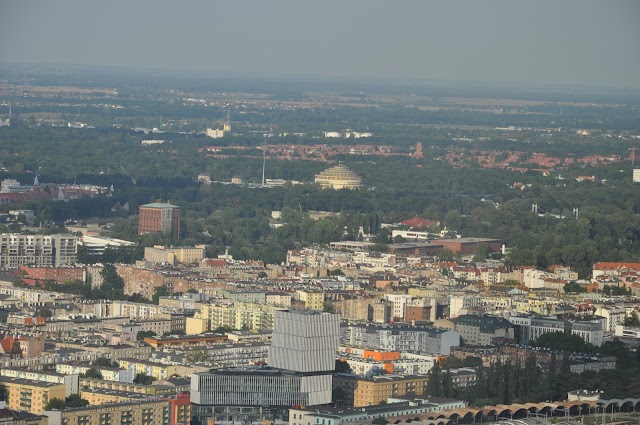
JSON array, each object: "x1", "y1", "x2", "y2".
[{"x1": 314, "y1": 164, "x2": 362, "y2": 189}]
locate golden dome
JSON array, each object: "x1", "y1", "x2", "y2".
[{"x1": 314, "y1": 164, "x2": 362, "y2": 189}]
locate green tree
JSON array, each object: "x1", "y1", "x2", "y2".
[
  {"x1": 623, "y1": 312, "x2": 640, "y2": 326},
  {"x1": 335, "y1": 360, "x2": 352, "y2": 374},
  {"x1": 136, "y1": 330, "x2": 156, "y2": 341},
  {"x1": 473, "y1": 243, "x2": 488, "y2": 262},
  {"x1": 152, "y1": 286, "x2": 170, "y2": 304},
  {"x1": 186, "y1": 349, "x2": 211, "y2": 364},
  {"x1": 92, "y1": 357, "x2": 118, "y2": 368},
  {"x1": 82, "y1": 367, "x2": 103, "y2": 379},
  {"x1": 372, "y1": 417, "x2": 388, "y2": 425},
  {"x1": 133, "y1": 373, "x2": 153, "y2": 385},
  {"x1": 45, "y1": 398, "x2": 67, "y2": 410},
  {"x1": 65, "y1": 394, "x2": 89, "y2": 408}
]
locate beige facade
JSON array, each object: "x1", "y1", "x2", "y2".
[
  {"x1": 45, "y1": 400, "x2": 169, "y2": 425},
  {"x1": 185, "y1": 317, "x2": 208, "y2": 335},
  {"x1": 333, "y1": 374, "x2": 428, "y2": 407},
  {"x1": 295, "y1": 290, "x2": 325, "y2": 311},
  {"x1": 1, "y1": 377, "x2": 66, "y2": 414},
  {"x1": 190, "y1": 302, "x2": 286, "y2": 333},
  {"x1": 116, "y1": 359, "x2": 177, "y2": 380},
  {"x1": 144, "y1": 245, "x2": 206, "y2": 266},
  {"x1": 79, "y1": 389, "x2": 154, "y2": 406},
  {"x1": 372, "y1": 302, "x2": 391, "y2": 324}
]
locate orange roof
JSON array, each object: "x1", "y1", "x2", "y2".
[
  {"x1": 594, "y1": 262, "x2": 640, "y2": 271},
  {"x1": 401, "y1": 216, "x2": 439, "y2": 229}
]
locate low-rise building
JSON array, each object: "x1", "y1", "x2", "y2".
[
  {"x1": 143, "y1": 245, "x2": 206, "y2": 266},
  {"x1": 79, "y1": 388, "x2": 156, "y2": 406},
  {"x1": 333, "y1": 373, "x2": 429, "y2": 407},
  {"x1": 116, "y1": 359, "x2": 177, "y2": 380},
  {"x1": 453, "y1": 314, "x2": 514, "y2": 346},
  {"x1": 56, "y1": 364, "x2": 134, "y2": 383},
  {"x1": 44, "y1": 400, "x2": 169, "y2": 425}
]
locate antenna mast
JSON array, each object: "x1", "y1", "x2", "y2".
[{"x1": 262, "y1": 139, "x2": 267, "y2": 187}]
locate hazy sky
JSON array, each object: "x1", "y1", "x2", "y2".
[{"x1": 1, "y1": 0, "x2": 639, "y2": 88}]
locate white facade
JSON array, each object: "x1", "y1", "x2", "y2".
[
  {"x1": 449, "y1": 295, "x2": 482, "y2": 318},
  {"x1": 392, "y1": 230, "x2": 432, "y2": 241},
  {"x1": 56, "y1": 364, "x2": 135, "y2": 383},
  {"x1": 595, "y1": 306, "x2": 627, "y2": 332},
  {"x1": 633, "y1": 169, "x2": 640, "y2": 183},
  {"x1": 269, "y1": 311, "x2": 340, "y2": 373},
  {"x1": 614, "y1": 325, "x2": 640, "y2": 338},
  {"x1": 79, "y1": 235, "x2": 136, "y2": 255},
  {"x1": 571, "y1": 321, "x2": 603, "y2": 347},
  {"x1": 384, "y1": 294, "x2": 413, "y2": 320},
  {"x1": 377, "y1": 327, "x2": 460, "y2": 355},
  {"x1": 523, "y1": 268, "x2": 550, "y2": 289},
  {"x1": 0, "y1": 233, "x2": 77, "y2": 269}
]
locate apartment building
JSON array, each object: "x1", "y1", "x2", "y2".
[
  {"x1": 0, "y1": 368, "x2": 79, "y2": 397},
  {"x1": 79, "y1": 388, "x2": 156, "y2": 406},
  {"x1": 187, "y1": 302, "x2": 286, "y2": 333},
  {"x1": 116, "y1": 359, "x2": 177, "y2": 380},
  {"x1": 509, "y1": 316, "x2": 603, "y2": 346},
  {"x1": 0, "y1": 376, "x2": 66, "y2": 414},
  {"x1": 44, "y1": 400, "x2": 170, "y2": 425},
  {"x1": 0, "y1": 234, "x2": 77, "y2": 269},
  {"x1": 56, "y1": 364, "x2": 134, "y2": 383},
  {"x1": 453, "y1": 314, "x2": 515, "y2": 346},
  {"x1": 295, "y1": 290, "x2": 325, "y2": 311},
  {"x1": 143, "y1": 245, "x2": 206, "y2": 266},
  {"x1": 333, "y1": 374, "x2": 429, "y2": 407},
  {"x1": 343, "y1": 324, "x2": 460, "y2": 356}
]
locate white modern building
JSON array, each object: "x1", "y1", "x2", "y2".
[
  {"x1": 191, "y1": 310, "x2": 340, "y2": 423},
  {"x1": 343, "y1": 324, "x2": 460, "y2": 356},
  {"x1": 79, "y1": 235, "x2": 136, "y2": 256},
  {"x1": 0, "y1": 233, "x2": 77, "y2": 269},
  {"x1": 594, "y1": 305, "x2": 627, "y2": 332}
]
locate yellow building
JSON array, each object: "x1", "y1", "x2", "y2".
[
  {"x1": 0, "y1": 376, "x2": 66, "y2": 414},
  {"x1": 44, "y1": 400, "x2": 169, "y2": 425},
  {"x1": 116, "y1": 359, "x2": 177, "y2": 380},
  {"x1": 314, "y1": 164, "x2": 362, "y2": 189},
  {"x1": 407, "y1": 287, "x2": 438, "y2": 298},
  {"x1": 79, "y1": 389, "x2": 155, "y2": 406},
  {"x1": 295, "y1": 290, "x2": 325, "y2": 311},
  {"x1": 333, "y1": 374, "x2": 428, "y2": 407},
  {"x1": 80, "y1": 378, "x2": 158, "y2": 395},
  {"x1": 144, "y1": 245, "x2": 206, "y2": 266},
  {"x1": 0, "y1": 409, "x2": 47, "y2": 425},
  {"x1": 185, "y1": 317, "x2": 208, "y2": 335},
  {"x1": 188, "y1": 302, "x2": 286, "y2": 333}
]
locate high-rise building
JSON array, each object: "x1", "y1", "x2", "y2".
[
  {"x1": 138, "y1": 202, "x2": 180, "y2": 239},
  {"x1": 269, "y1": 310, "x2": 339, "y2": 372},
  {"x1": 191, "y1": 310, "x2": 340, "y2": 423},
  {"x1": 633, "y1": 168, "x2": 640, "y2": 182}
]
